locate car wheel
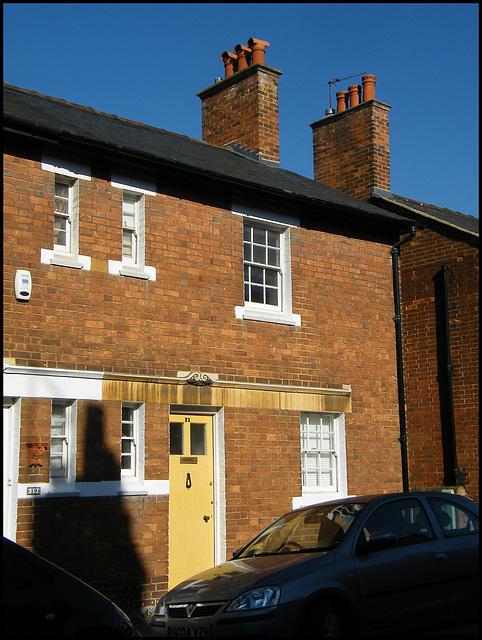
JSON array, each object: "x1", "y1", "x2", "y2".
[{"x1": 304, "y1": 600, "x2": 347, "y2": 638}]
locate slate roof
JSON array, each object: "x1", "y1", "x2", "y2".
[
  {"x1": 370, "y1": 190, "x2": 478, "y2": 237},
  {"x1": 3, "y1": 83, "x2": 412, "y2": 231}
]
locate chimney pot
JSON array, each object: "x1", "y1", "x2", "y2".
[
  {"x1": 362, "y1": 74, "x2": 376, "y2": 101},
  {"x1": 336, "y1": 91, "x2": 349, "y2": 113},
  {"x1": 348, "y1": 84, "x2": 361, "y2": 108},
  {"x1": 220, "y1": 51, "x2": 237, "y2": 77},
  {"x1": 247, "y1": 37, "x2": 270, "y2": 65},
  {"x1": 234, "y1": 44, "x2": 251, "y2": 70}
]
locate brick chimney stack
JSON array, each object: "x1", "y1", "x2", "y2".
[
  {"x1": 197, "y1": 38, "x2": 282, "y2": 165},
  {"x1": 310, "y1": 75, "x2": 391, "y2": 201}
]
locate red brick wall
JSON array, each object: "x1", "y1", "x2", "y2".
[
  {"x1": 400, "y1": 228, "x2": 479, "y2": 503},
  {"x1": 4, "y1": 145, "x2": 403, "y2": 610},
  {"x1": 199, "y1": 67, "x2": 280, "y2": 163},
  {"x1": 311, "y1": 101, "x2": 390, "y2": 200}
]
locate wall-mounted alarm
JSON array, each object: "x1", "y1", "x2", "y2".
[{"x1": 15, "y1": 269, "x2": 32, "y2": 301}]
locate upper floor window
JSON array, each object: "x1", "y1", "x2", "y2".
[
  {"x1": 234, "y1": 209, "x2": 301, "y2": 326},
  {"x1": 122, "y1": 192, "x2": 141, "y2": 266},
  {"x1": 108, "y1": 173, "x2": 156, "y2": 281},
  {"x1": 40, "y1": 153, "x2": 91, "y2": 270},
  {"x1": 54, "y1": 178, "x2": 75, "y2": 253},
  {"x1": 243, "y1": 223, "x2": 281, "y2": 309}
]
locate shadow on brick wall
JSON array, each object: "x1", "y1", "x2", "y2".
[{"x1": 32, "y1": 402, "x2": 146, "y2": 613}]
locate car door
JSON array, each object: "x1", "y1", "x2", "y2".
[
  {"x1": 426, "y1": 496, "x2": 479, "y2": 618},
  {"x1": 353, "y1": 497, "x2": 452, "y2": 634}
]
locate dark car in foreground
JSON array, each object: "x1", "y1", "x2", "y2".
[
  {"x1": 3, "y1": 537, "x2": 140, "y2": 637},
  {"x1": 151, "y1": 492, "x2": 478, "y2": 638}
]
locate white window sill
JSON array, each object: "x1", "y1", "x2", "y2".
[
  {"x1": 41, "y1": 249, "x2": 91, "y2": 270},
  {"x1": 17, "y1": 480, "x2": 169, "y2": 498},
  {"x1": 108, "y1": 260, "x2": 156, "y2": 281},
  {"x1": 235, "y1": 305, "x2": 301, "y2": 326},
  {"x1": 293, "y1": 492, "x2": 347, "y2": 509}
]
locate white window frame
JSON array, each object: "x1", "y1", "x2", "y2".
[
  {"x1": 121, "y1": 402, "x2": 143, "y2": 478},
  {"x1": 121, "y1": 191, "x2": 142, "y2": 268},
  {"x1": 234, "y1": 206, "x2": 301, "y2": 326},
  {"x1": 40, "y1": 153, "x2": 91, "y2": 270},
  {"x1": 298, "y1": 412, "x2": 347, "y2": 506},
  {"x1": 108, "y1": 174, "x2": 156, "y2": 281},
  {"x1": 243, "y1": 222, "x2": 283, "y2": 311},
  {"x1": 53, "y1": 177, "x2": 76, "y2": 254},
  {"x1": 49, "y1": 400, "x2": 76, "y2": 479}
]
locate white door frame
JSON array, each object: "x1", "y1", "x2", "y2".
[{"x1": 3, "y1": 398, "x2": 20, "y2": 541}]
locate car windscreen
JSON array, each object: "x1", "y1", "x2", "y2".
[{"x1": 237, "y1": 502, "x2": 366, "y2": 558}]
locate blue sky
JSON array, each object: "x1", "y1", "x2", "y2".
[{"x1": 3, "y1": 3, "x2": 479, "y2": 218}]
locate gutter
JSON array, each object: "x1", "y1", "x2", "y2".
[
  {"x1": 390, "y1": 226, "x2": 417, "y2": 492},
  {"x1": 4, "y1": 113, "x2": 411, "y2": 230}
]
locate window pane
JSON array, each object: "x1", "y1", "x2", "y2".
[
  {"x1": 251, "y1": 285, "x2": 264, "y2": 303},
  {"x1": 121, "y1": 455, "x2": 132, "y2": 470},
  {"x1": 243, "y1": 225, "x2": 251, "y2": 241},
  {"x1": 268, "y1": 247, "x2": 280, "y2": 267},
  {"x1": 55, "y1": 182, "x2": 69, "y2": 198},
  {"x1": 50, "y1": 440, "x2": 64, "y2": 454},
  {"x1": 122, "y1": 406, "x2": 133, "y2": 421},
  {"x1": 266, "y1": 288, "x2": 278, "y2": 306},
  {"x1": 251, "y1": 266, "x2": 264, "y2": 284},
  {"x1": 243, "y1": 243, "x2": 251, "y2": 262},
  {"x1": 54, "y1": 197, "x2": 69, "y2": 214},
  {"x1": 253, "y1": 245, "x2": 266, "y2": 264},
  {"x1": 253, "y1": 227, "x2": 266, "y2": 244},
  {"x1": 268, "y1": 230, "x2": 280, "y2": 247},
  {"x1": 265, "y1": 269, "x2": 278, "y2": 286},
  {"x1": 122, "y1": 423, "x2": 133, "y2": 438},
  {"x1": 122, "y1": 440, "x2": 132, "y2": 454},
  {"x1": 190, "y1": 423, "x2": 206, "y2": 455},
  {"x1": 170, "y1": 422, "x2": 183, "y2": 455}
]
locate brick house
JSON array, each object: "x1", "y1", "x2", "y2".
[
  {"x1": 4, "y1": 38, "x2": 468, "y2": 614},
  {"x1": 310, "y1": 76, "x2": 479, "y2": 504}
]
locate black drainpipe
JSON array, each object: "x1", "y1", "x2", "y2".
[
  {"x1": 433, "y1": 266, "x2": 463, "y2": 487},
  {"x1": 390, "y1": 226, "x2": 417, "y2": 493}
]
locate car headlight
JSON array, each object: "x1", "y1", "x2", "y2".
[
  {"x1": 227, "y1": 586, "x2": 280, "y2": 612},
  {"x1": 154, "y1": 596, "x2": 166, "y2": 616}
]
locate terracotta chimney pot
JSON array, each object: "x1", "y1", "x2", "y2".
[
  {"x1": 362, "y1": 74, "x2": 376, "y2": 101},
  {"x1": 234, "y1": 44, "x2": 251, "y2": 70},
  {"x1": 336, "y1": 91, "x2": 349, "y2": 113},
  {"x1": 247, "y1": 38, "x2": 270, "y2": 65},
  {"x1": 348, "y1": 84, "x2": 361, "y2": 108},
  {"x1": 220, "y1": 51, "x2": 237, "y2": 77}
]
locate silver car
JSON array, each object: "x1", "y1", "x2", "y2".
[{"x1": 151, "y1": 492, "x2": 478, "y2": 637}]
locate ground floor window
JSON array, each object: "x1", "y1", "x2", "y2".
[{"x1": 300, "y1": 412, "x2": 345, "y2": 495}]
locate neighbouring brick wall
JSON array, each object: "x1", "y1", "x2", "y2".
[
  {"x1": 311, "y1": 101, "x2": 391, "y2": 201},
  {"x1": 400, "y1": 228, "x2": 479, "y2": 503}
]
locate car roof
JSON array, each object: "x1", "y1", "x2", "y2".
[{"x1": 295, "y1": 491, "x2": 478, "y2": 512}]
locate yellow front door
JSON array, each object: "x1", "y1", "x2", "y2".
[{"x1": 168, "y1": 414, "x2": 215, "y2": 589}]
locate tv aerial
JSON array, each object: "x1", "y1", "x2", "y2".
[{"x1": 327, "y1": 71, "x2": 366, "y2": 112}]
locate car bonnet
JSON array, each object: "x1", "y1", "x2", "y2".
[{"x1": 166, "y1": 551, "x2": 336, "y2": 603}]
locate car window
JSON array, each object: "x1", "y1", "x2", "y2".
[
  {"x1": 427, "y1": 498, "x2": 479, "y2": 537},
  {"x1": 357, "y1": 499, "x2": 434, "y2": 552},
  {"x1": 237, "y1": 502, "x2": 365, "y2": 558}
]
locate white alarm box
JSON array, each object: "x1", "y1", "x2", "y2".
[{"x1": 15, "y1": 270, "x2": 32, "y2": 301}]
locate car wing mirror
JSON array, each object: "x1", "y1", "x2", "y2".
[
  {"x1": 232, "y1": 548, "x2": 242, "y2": 558},
  {"x1": 358, "y1": 530, "x2": 397, "y2": 555}
]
